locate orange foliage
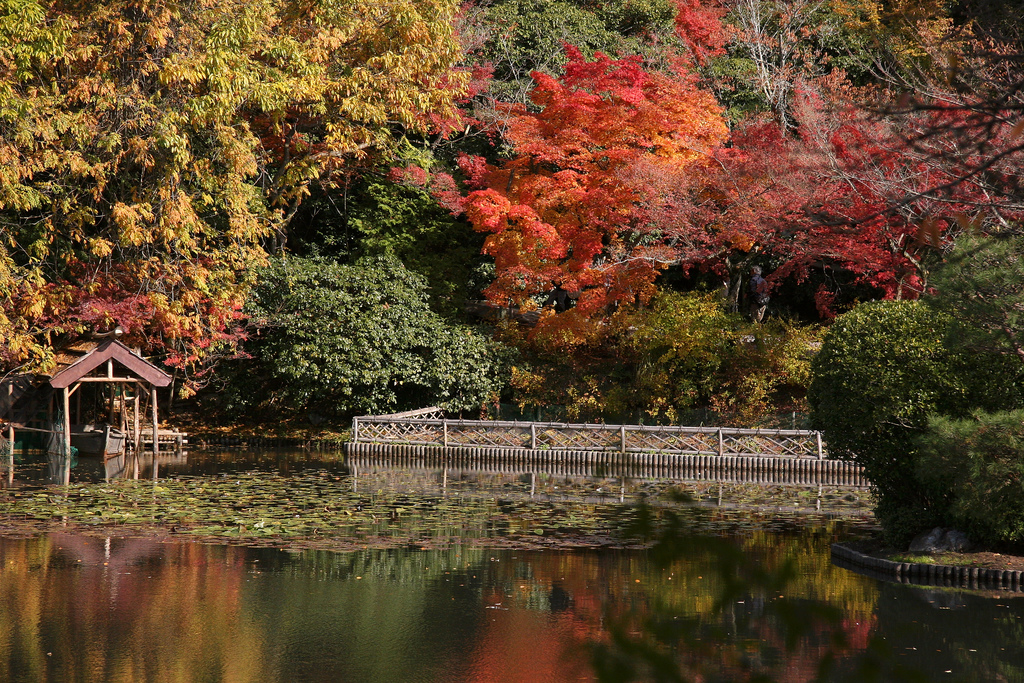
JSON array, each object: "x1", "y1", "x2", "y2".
[{"x1": 464, "y1": 47, "x2": 728, "y2": 326}]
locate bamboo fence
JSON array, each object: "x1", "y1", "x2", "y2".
[{"x1": 352, "y1": 407, "x2": 828, "y2": 459}]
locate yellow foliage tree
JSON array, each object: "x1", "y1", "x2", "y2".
[{"x1": 0, "y1": 0, "x2": 465, "y2": 387}]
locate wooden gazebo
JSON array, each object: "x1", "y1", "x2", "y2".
[{"x1": 46, "y1": 340, "x2": 172, "y2": 458}]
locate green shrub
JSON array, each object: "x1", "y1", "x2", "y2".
[
  {"x1": 710, "y1": 318, "x2": 819, "y2": 426},
  {"x1": 510, "y1": 291, "x2": 818, "y2": 425},
  {"x1": 917, "y1": 411, "x2": 1024, "y2": 549},
  {"x1": 927, "y1": 234, "x2": 1024, "y2": 411},
  {"x1": 630, "y1": 292, "x2": 820, "y2": 424},
  {"x1": 608, "y1": 291, "x2": 731, "y2": 420},
  {"x1": 226, "y1": 256, "x2": 509, "y2": 418},
  {"x1": 928, "y1": 234, "x2": 1024, "y2": 368},
  {"x1": 808, "y1": 300, "x2": 962, "y2": 543}
]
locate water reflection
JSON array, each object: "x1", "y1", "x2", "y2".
[
  {"x1": 2, "y1": 449, "x2": 343, "y2": 487},
  {"x1": 0, "y1": 449, "x2": 873, "y2": 524},
  {"x1": 1, "y1": 532, "x2": 1023, "y2": 682},
  {"x1": 1, "y1": 446, "x2": 868, "y2": 488},
  {"x1": 4, "y1": 449, "x2": 1016, "y2": 680},
  {"x1": 4, "y1": 451, "x2": 195, "y2": 487}
]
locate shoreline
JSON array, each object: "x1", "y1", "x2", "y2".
[{"x1": 833, "y1": 541, "x2": 1024, "y2": 592}]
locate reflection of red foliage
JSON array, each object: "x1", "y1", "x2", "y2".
[
  {"x1": 465, "y1": 551, "x2": 882, "y2": 682},
  {"x1": 461, "y1": 609, "x2": 592, "y2": 683},
  {"x1": 460, "y1": 554, "x2": 620, "y2": 682},
  {"x1": 841, "y1": 615, "x2": 877, "y2": 652},
  {"x1": 48, "y1": 536, "x2": 248, "y2": 627}
]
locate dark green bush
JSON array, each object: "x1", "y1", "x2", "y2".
[
  {"x1": 808, "y1": 300, "x2": 963, "y2": 544},
  {"x1": 927, "y1": 234, "x2": 1024, "y2": 412},
  {"x1": 226, "y1": 256, "x2": 509, "y2": 418},
  {"x1": 917, "y1": 411, "x2": 1024, "y2": 549},
  {"x1": 928, "y1": 234, "x2": 1024, "y2": 367}
]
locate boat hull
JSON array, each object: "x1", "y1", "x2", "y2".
[{"x1": 70, "y1": 425, "x2": 126, "y2": 458}]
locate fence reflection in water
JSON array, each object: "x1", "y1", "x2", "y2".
[{"x1": 345, "y1": 442, "x2": 868, "y2": 489}]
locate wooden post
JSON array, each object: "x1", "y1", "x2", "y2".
[
  {"x1": 150, "y1": 386, "x2": 159, "y2": 459},
  {"x1": 442, "y1": 419, "x2": 449, "y2": 448},
  {"x1": 62, "y1": 387, "x2": 71, "y2": 458},
  {"x1": 717, "y1": 428, "x2": 724, "y2": 457},
  {"x1": 7, "y1": 381, "x2": 14, "y2": 458},
  {"x1": 816, "y1": 431, "x2": 823, "y2": 460},
  {"x1": 119, "y1": 383, "x2": 127, "y2": 433},
  {"x1": 6, "y1": 425, "x2": 12, "y2": 484},
  {"x1": 133, "y1": 391, "x2": 140, "y2": 454},
  {"x1": 5, "y1": 381, "x2": 12, "y2": 483},
  {"x1": 352, "y1": 417, "x2": 359, "y2": 443},
  {"x1": 620, "y1": 425, "x2": 626, "y2": 454},
  {"x1": 530, "y1": 423, "x2": 537, "y2": 449}
]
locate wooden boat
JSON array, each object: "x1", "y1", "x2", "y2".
[{"x1": 70, "y1": 424, "x2": 126, "y2": 458}]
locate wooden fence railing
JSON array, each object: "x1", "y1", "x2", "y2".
[{"x1": 352, "y1": 407, "x2": 828, "y2": 459}]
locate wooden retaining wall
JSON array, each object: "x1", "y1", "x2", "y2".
[
  {"x1": 832, "y1": 544, "x2": 1024, "y2": 591},
  {"x1": 345, "y1": 442, "x2": 866, "y2": 487}
]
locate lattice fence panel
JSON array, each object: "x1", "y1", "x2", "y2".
[
  {"x1": 354, "y1": 411, "x2": 827, "y2": 458},
  {"x1": 628, "y1": 429, "x2": 718, "y2": 454},
  {"x1": 356, "y1": 419, "x2": 443, "y2": 446},
  {"x1": 447, "y1": 424, "x2": 530, "y2": 449},
  {"x1": 537, "y1": 426, "x2": 620, "y2": 450},
  {"x1": 722, "y1": 433, "x2": 821, "y2": 458}
]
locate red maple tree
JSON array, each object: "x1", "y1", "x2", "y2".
[{"x1": 462, "y1": 47, "x2": 729, "y2": 321}]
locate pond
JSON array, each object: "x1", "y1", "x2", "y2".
[{"x1": 0, "y1": 450, "x2": 1022, "y2": 682}]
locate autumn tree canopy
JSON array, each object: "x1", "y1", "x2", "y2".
[
  {"x1": 462, "y1": 47, "x2": 728, "y2": 323},
  {"x1": 0, "y1": 0, "x2": 465, "y2": 388},
  {"x1": 1, "y1": 0, "x2": 1020, "y2": 422}
]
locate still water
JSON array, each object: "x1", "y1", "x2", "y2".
[{"x1": 0, "y1": 451, "x2": 1022, "y2": 682}]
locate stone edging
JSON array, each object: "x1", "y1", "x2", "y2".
[{"x1": 832, "y1": 543, "x2": 1024, "y2": 592}]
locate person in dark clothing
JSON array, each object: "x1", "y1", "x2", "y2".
[
  {"x1": 543, "y1": 286, "x2": 572, "y2": 312},
  {"x1": 748, "y1": 265, "x2": 769, "y2": 323}
]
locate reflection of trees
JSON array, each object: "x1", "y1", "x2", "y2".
[
  {"x1": 4, "y1": 528, "x2": 1013, "y2": 682},
  {"x1": 242, "y1": 546, "x2": 491, "y2": 683},
  {"x1": 439, "y1": 525, "x2": 882, "y2": 682},
  {"x1": 0, "y1": 537, "x2": 272, "y2": 682},
  {"x1": 0, "y1": 540, "x2": 493, "y2": 683},
  {"x1": 0, "y1": 533, "x2": 876, "y2": 682},
  {"x1": 870, "y1": 583, "x2": 1024, "y2": 681}
]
